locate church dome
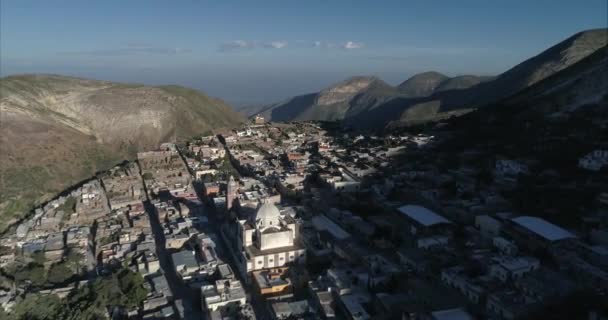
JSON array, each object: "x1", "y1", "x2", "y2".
[{"x1": 256, "y1": 202, "x2": 281, "y2": 229}]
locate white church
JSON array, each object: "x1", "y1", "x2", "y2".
[{"x1": 222, "y1": 201, "x2": 306, "y2": 279}]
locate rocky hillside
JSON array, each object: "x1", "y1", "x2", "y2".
[
  {"x1": 0, "y1": 75, "x2": 243, "y2": 231},
  {"x1": 258, "y1": 28, "x2": 607, "y2": 129},
  {"x1": 397, "y1": 71, "x2": 449, "y2": 97},
  {"x1": 256, "y1": 76, "x2": 398, "y2": 122}
]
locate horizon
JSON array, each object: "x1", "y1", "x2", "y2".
[{"x1": 1, "y1": 0, "x2": 606, "y2": 106}]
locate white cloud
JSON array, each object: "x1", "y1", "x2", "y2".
[
  {"x1": 220, "y1": 39, "x2": 365, "y2": 51},
  {"x1": 265, "y1": 41, "x2": 288, "y2": 49},
  {"x1": 342, "y1": 41, "x2": 364, "y2": 49},
  {"x1": 220, "y1": 40, "x2": 256, "y2": 51}
]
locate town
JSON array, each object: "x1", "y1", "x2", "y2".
[{"x1": 1, "y1": 115, "x2": 607, "y2": 320}]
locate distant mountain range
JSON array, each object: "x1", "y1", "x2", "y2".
[
  {"x1": 0, "y1": 75, "x2": 243, "y2": 230},
  {"x1": 252, "y1": 28, "x2": 607, "y2": 129}
]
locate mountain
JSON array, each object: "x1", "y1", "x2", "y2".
[
  {"x1": 257, "y1": 76, "x2": 399, "y2": 122},
  {"x1": 369, "y1": 28, "x2": 608, "y2": 128},
  {"x1": 435, "y1": 75, "x2": 495, "y2": 92},
  {"x1": 500, "y1": 45, "x2": 608, "y2": 117},
  {"x1": 258, "y1": 28, "x2": 607, "y2": 129},
  {"x1": 0, "y1": 74, "x2": 243, "y2": 231},
  {"x1": 397, "y1": 71, "x2": 449, "y2": 97}
]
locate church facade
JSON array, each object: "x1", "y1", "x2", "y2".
[{"x1": 222, "y1": 201, "x2": 306, "y2": 279}]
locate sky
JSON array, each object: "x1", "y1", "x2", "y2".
[{"x1": 1, "y1": 0, "x2": 606, "y2": 106}]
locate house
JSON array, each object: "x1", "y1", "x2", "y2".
[
  {"x1": 578, "y1": 150, "x2": 608, "y2": 171},
  {"x1": 490, "y1": 257, "x2": 540, "y2": 282},
  {"x1": 493, "y1": 237, "x2": 518, "y2": 255},
  {"x1": 271, "y1": 300, "x2": 312, "y2": 320},
  {"x1": 172, "y1": 250, "x2": 199, "y2": 279},
  {"x1": 428, "y1": 308, "x2": 474, "y2": 320},
  {"x1": 203, "y1": 183, "x2": 220, "y2": 198},
  {"x1": 486, "y1": 290, "x2": 535, "y2": 320},
  {"x1": 475, "y1": 215, "x2": 502, "y2": 237},
  {"x1": 201, "y1": 278, "x2": 247, "y2": 312},
  {"x1": 494, "y1": 159, "x2": 528, "y2": 177},
  {"x1": 252, "y1": 267, "x2": 292, "y2": 297},
  {"x1": 254, "y1": 115, "x2": 265, "y2": 125},
  {"x1": 397, "y1": 205, "x2": 452, "y2": 237},
  {"x1": 507, "y1": 216, "x2": 575, "y2": 250}
]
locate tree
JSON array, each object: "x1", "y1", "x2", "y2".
[
  {"x1": 47, "y1": 262, "x2": 73, "y2": 285},
  {"x1": 142, "y1": 172, "x2": 154, "y2": 180},
  {"x1": 65, "y1": 249, "x2": 84, "y2": 274},
  {"x1": 6, "y1": 262, "x2": 46, "y2": 288},
  {"x1": 58, "y1": 196, "x2": 77, "y2": 214},
  {"x1": 60, "y1": 267, "x2": 149, "y2": 320},
  {"x1": 31, "y1": 251, "x2": 46, "y2": 265},
  {"x1": 10, "y1": 293, "x2": 62, "y2": 320}
]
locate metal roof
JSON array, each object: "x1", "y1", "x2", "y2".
[
  {"x1": 511, "y1": 216, "x2": 575, "y2": 241},
  {"x1": 398, "y1": 205, "x2": 450, "y2": 226}
]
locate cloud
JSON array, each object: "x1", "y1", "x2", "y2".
[
  {"x1": 63, "y1": 44, "x2": 191, "y2": 56},
  {"x1": 342, "y1": 41, "x2": 364, "y2": 49},
  {"x1": 220, "y1": 40, "x2": 288, "y2": 51},
  {"x1": 219, "y1": 39, "x2": 365, "y2": 51},
  {"x1": 264, "y1": 41, "x2": 288, "y2": 49},
  {"x1": 219, "y1": 40, "x2": 256, "y2": 51},
  {"x1": 312, "y1": 41, "x2": 336, "y2": 48}
]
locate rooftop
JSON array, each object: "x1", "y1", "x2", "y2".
[
  {"x1": 511, "y1": 216, "x2": 575, "y2": 241},
  {"x1": 398, "y1": 205, "x2": 451, "y2": 227},
  {"x1": 431, "y1": 308, "x2": 473, "y2": 320},
  {"x1": 311, "y1": 214, "x2": 351, "y2": 240}
]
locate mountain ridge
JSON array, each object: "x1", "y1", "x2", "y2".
[{"x1": 256, "y1": 28, "x2": 608, "y2": 129}]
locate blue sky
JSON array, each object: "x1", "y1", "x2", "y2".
[{"x1": 1, "y1": 0, "x2": 606, "y2": 105}]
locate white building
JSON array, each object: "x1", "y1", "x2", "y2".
[
  {"x1": 323, "y1": 169, "x2": 361, "y2": 193},
  {"x1": 224, "y1": 202, "x2": 306, "y2": 278},
  {"x1": 201, "y1": 278, "x2": 247, "y2": 312},
  {"x1": 490, "y1": 257, "x2": 540, "y2": 282}
]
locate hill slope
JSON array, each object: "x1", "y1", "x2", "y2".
[
  {"x1": 0, "y1": 75, "x2": 243, "y2": 230},
  {"x1": 397, "y1": 71, "x2": 449, "y2": 97},
  {"x1": 256, "y1": 76, "x2": 398, "y2": 122}
]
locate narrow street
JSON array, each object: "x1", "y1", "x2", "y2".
[{"x1": 144, "y1": 199, "x2": 203, "y2": 320}]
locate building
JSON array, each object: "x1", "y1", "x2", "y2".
[
  {"x1": 254, "y1": 115, "x2": 265, "y2": 125},
  {"x1": 227, "y1": 176, "x2": 238, "y2": 211},
  {"x1": 203, "y1": 183, "x2": 220, "y2": 198},
  {"x1": 172, "y1": 250, "x2": 200, "y2": 279},
  {"x1": 242, "y1": 203, "x2": 305, "y2": 272},
  {"x1": 397, "y1": 205, "x2": 452, "y2": 237},
  {"x1": 224, "y1": 202, "x2": 306, "y2": 279},
  {"x1": 507, "y1": 216, "x2": 576, "y2": 250},
  {"x1": 428, "y1": 308, "x2": 474, "y2": 320},
  {"x1": 490, "y1": 257, "x2": 540, "y2": 282},
  {"x1": 252, "y1": 267, "x2": 292, "y2": 297},
  {"x1": 201, "y1": 278, "x2": 247, "y2": 313},
  {"x1": 271, "y1": 300, "x2": 312, "y2": 320},
  {"x1": 578, "y1": 150, "x2": 608, "y2": 171},
  {"x1": 475, "y1": 215, "x2": 502, "y2": 237}
]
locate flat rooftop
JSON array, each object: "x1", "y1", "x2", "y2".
[
  {"x1": 311, "y1": 215, "x2": 351, "y2": 240},
  {"x1": 398, "y1": 205, "x2": 451, "y2": 226},
  {"x1": 511, "y1": 216, "x2": 575, "y2": 241}
]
